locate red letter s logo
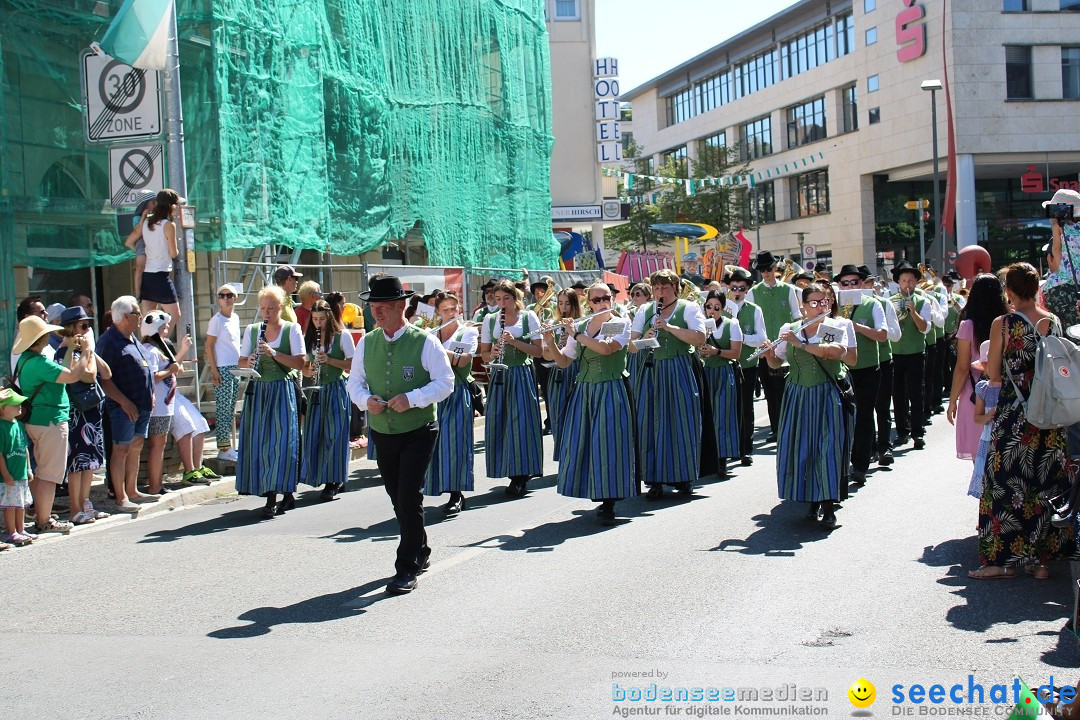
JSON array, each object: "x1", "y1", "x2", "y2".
[{"x1": 896, "y1": 2, "x2": 927, "y2": 63}]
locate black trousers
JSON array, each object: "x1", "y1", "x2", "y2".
[
  {"x1": 758, "y1": 359, "x2": 786, "y2": 435},
  {"x1": 370, "y1": 423, "x2": 439, "y2": 576},
  {"x1": 931, "y1": 338, "x2": 947, "y2": 408},
  {"x1": 738, "y1": 364, "x2": 758, "y2": 457},
  {"x1": 893, "y1": 352, "x2": 926, "y2": 440},
  {"x1": 534, "y1": 363, "x2": 551, "y2": 430},
  {"x1": 850, "y1": 366, "x2": 881, "y2": 472},
  {"x1": 875, "y1": 359, "x2": 894, "y2": 451}
]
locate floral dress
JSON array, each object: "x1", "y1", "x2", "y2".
[{"x1": 976, "y1": 313, "x2": 1078, "y2": 566}]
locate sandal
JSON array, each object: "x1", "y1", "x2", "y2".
[
  {"x1": 968, "y1": 565, "x2": 1017, "y2": 580},
  {"x1": 1025, "y1": 564, "x2": 1051, "y2": 580}
]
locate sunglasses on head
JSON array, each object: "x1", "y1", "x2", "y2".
[
  {"x1": 218, "y1": 292, "x2": 236, "y2": 299},
  {"x1": 589, "y1": 295, "x2": 612, "y2": 304}
]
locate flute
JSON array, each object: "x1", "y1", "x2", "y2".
[{"x1": 746, "y1": 315, "x2": 823, "y2": 363}]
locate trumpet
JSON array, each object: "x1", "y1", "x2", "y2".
[{"x1": 746, "y1": 314, "x2": 823, "y2": 363}]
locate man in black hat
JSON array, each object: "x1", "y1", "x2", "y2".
[
  {"x1": 889, "y1": 262, "x2": 932, "y2": 451},
  {"x1": 834, "y1": 265, "x2": 888, "y2": 483},
  {"x1": 570, "y1": 280, "x2": 588, "y2": 303},
  {"x1": 726, "y1": 267, "x2": 767, "y2": 465},
  {"x1": 273, "y1": 265, "x2": 303, "y2": 324},
  {"x1": 346, "y1": 274, "x2": 454, "y2": 594},
  {"x1": 859, "y1": 265, "x2": 901, "y2": 467},
  {"x1": 747, "y1": 251, "x2": 801, "y2": 442},
  {"x1": 472, "y1": 281, "x2": 498, "y2": 324}
]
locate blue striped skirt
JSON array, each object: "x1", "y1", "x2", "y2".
[
  {"x1": 485, "y1": 365, "x2": 543, "y2": 478},
  {"x1": 300, "y1": 378, "x2": 350, "y2": 488},
  {"x1": 703, "y1": 364, "x2": 740, "y2": 459},
  {"x1": 424, "y1": 379, "x2": 475, "y2": 494},
  {"x1": 557, "y1": 379, "x2": 638, "y2": 499},
  {"x1": 237, "y1": 378, "x2": 299, "y2": 495},
  {"x1": 626, "y1": 350, "x2": 648, "y2": 400},
  {"x1": 635, "y1": 354, "x2": 701, "y2": 485},
  {"x1": 776, "y1": 382, "x2": 843, "y2": 502},
  {"x1": 548, "y1": 360, "x2": 580, "y2": 459}
]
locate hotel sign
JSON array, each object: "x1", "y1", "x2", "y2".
[
  {"x1": 594, "y1": 57, "x2": 622, "y2": 163},
  {"x1": 552, "y1": 205, "x2": 602, "y2": 221},
  {"x1": 896, "y1": 1, "x2": 927, "y2": 63}
]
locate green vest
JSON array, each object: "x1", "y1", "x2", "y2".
[
  {"x1": 849, "y1": 299, "x2": 880, "y2": 370},
  {"x1": 363, "y1": 325, "x2": 436, "y2": 434},
  {"x1": 641, "y1": 299, "x2": 694, "y2": 361},
  {"x1": 308, "y1": 331, "x2": 346, "y2": 384},
  {"x1": 473, "y1": 306, "x2": 497, "y2": 325},
  {"x1": 445, "y1": 326, "x2": 475, "y2": 383},
  {"x1": 703, "y1": 319, "x2": 735, "y2": 369},
  {"x1": 875, "y1": 297, "x2": 893, "y2": 362},
  {"x1": 485, "y1": 312, "x2": 534, "y2": 367},
  {"x1": 575, "y1": 318, "x2": 629, "y2": 384},
  {"x1": 248, "y1": 323, "x2": 296, "y2": 382},
  {"x1": 751, "y1": 281, "x2": 797, "y2": 339},
  {"x1": 890, "y1": 293, "x2": 927, "y2": 356},
  {"x1": 735, "y1": 301, "x2": 762, "y2": 369},
  {"x1": 944, "y1": 298, "x2": 960, "y2": 334},
  {"x1": 786, "y1": 337, "x2": 841, "y2": 388}
]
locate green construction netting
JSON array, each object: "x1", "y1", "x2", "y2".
[{"x1": 0, "y1": 0, "x2": 558, "y2": 271}]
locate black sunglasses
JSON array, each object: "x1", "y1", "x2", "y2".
[
  {"x1": 704, "y1": 304, "x2": 724, "y2": 311},
  {"x1": 589, "y1": 296, "x2": 612, "y2": 304},
  {"x1": 729, "y1": 285, "x2": 748, "y2": 292},
  {"x1": 838, "y1": 279, "x2": 861, "y2": 287},
  {"x1": 218, "y1": 293, "x2": 236, "y2": 299}
]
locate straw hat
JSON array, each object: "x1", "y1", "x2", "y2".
[{"x1": 13, "y1": 316, "x2": 63, "y2": 355}]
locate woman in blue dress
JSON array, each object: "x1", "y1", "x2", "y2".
[
  {"x1": 479, "y1": 280, "x2": 544, "y2": 497},
  {"x1": 237, "y1": 285, "x2": 306, "y2": 518},
  {"x1": 423, "y1": 292, "x2": 479, "y2": 515},
  {"x1": 698, "y1": 291, "x2": 743, "y2": 478},
  {"x1": 301, "y1": 300, "x2": 355, "y2": 501},
  {"x1": 765, "y1": 283, "x2": 849, "y2": 529},
  {"x1": 546, "y1": 282, "x2": 637, "y2": 525},
  {"x1": 542, "y1": 289, "x2": 582, "y2": 457},
  {"x1": 625, "y1": 283, "x2": 652, "y2": 393}
]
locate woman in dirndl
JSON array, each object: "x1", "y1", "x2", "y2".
[
  {"x1": 479, "y1": 280, "x2": 544, "y2": 498},
  {"x1": 423, "y1": 292, "x2": 478, "y2": 516},
  {"x1": 698, "y1": 291, "x2": 743, "y2": 478},
  {"x1": 300, "y1": 300, "x2": 355, "y2": 501},
  {"x1": 542, "y1": 289, "x2": 583, "y2": 456},
  {"x1": 546, "y1": 282, "x2": 637, "y2": 524},
  {"x1": 766, "y1": 283, "x2": 849, "y2": 529},
  {"x1": 628, "y1": 269, "x2": 707, "y2": 499},
  {"x1": 625, "y1": 283, "x2": 652, "y2": 392},
  {"x1": 237, "y1": 284, "x2": 306, "y2": 519}
]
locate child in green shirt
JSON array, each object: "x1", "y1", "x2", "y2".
[{"x1": 0, "y1": 388, "x2": 34, "y2": 547}]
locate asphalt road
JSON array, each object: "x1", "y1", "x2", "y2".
[{"x1": 2, "y1": 404, "x2": 1077, "y2": 719}]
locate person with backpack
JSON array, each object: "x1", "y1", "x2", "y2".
[{"x1": 969, "y1": 263, "x2": 1079, "y2": 580}]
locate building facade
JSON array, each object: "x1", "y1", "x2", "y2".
[{"x1": 623, "y1": 0, "x2": 1080, "y2": 274}]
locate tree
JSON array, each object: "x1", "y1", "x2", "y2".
[
  {"x1": 605, "y1": 139, "x2": 666, "y2": 253},
  {"x1": 657, "y1": 142, "x2": 753, "y2": 234}
]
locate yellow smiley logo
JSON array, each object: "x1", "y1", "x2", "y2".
[{"x1": 848, "y1": 679, "x2": 876, "y2": 709}]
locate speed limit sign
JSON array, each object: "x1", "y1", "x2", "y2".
[{"x1": 82, "y1": 49, "x2": 161, "y2": 143}]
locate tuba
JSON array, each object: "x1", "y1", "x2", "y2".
[
  {"x1": 679, "y1": 278, "x2": 701, "y2": 302},
  {"x1": 780, "y1": 258, "x2": 796, "y2": 283}
]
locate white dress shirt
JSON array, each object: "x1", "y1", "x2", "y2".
[
  {"x1": 562, "y1": 318, "x2": 631, "y2": 359},
  {"x1": 775, "y1": 318, "x2": 851, "y2": 361},
  {"x1": 728, "y1": 301, "x2": 767, "y2": 348},
  {"x1": 711, "y1": 317, "x2": 744, "y2": 343},
  {"x1": 346, "y1": 325, "x2": 454, "y2": 410},
  {"x1": 630, "y1": 299, "x2": 707, "y2": 335},
  {"x1": 881, "y1": 297, "x2": 902, "y2": 343},
  {"x1": 440, "y1": 325, "x2": 479, "y2": 354}
]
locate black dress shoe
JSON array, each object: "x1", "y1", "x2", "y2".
[
  {"x1": 805, "y1": 502, "x2": 821, "y2": 521},
  {"x1": 766, "y1": 433, "x2": 777, "y2": 443},
  {"x1": 877, "y1": 449, "x2": 895, "y2": 466},
  {"x1": 505, "y1": 479, "x2": 527, "y2": 497},
  {"x1": 717, "y1": 459, "x2": 729, "y2": 477},
  {"x1": 675, "y1": 481, "x2": 694, "y2": 496},
  {"x1": 850, "y1": 470, "x2": 867, "y2": 485},
  {"x1": 319, "y1": 484, "x2": 336, "y2": 501},
  {"x1": 913, "y1": 437, "x2": 926, "y2": 450},
  {"x1": 417, "y1": 556, "x2": 432, "y2": 574},
  {"x1": 819, "y1": 510, "x2": 837, "y2": 529},
  {"x1": 645, "y1": 485, "x2": 664, "y2": 500},
  {"x1": 596, "y1": 507, "x2": 616, "y2": 526},
  {"x1": 443, "y1": 493, "x2": 464, "y2": 516},
  {"x1": 895, "y1": 434, "x2": 910, "y2": 446},
  {"x1": 260, "y1": 506, "x2": 276, "y2": 520},
  {"x1": 275, "y1": 493, "x2": 296, "y2": 515},
  {"x1": 740, "y1": 455, "x2": 753, "y2": 467},
  {"x1": 386, "y1": 573, "x2": 418, "y2": 595}
]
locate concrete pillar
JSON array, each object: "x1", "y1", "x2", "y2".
[{"x1": 955, "y1": 153, "x2": 977, "y2": 249}]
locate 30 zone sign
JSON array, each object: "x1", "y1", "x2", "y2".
[{"x1": 82, "y1": 49, "x2": 162, "y2": 143}]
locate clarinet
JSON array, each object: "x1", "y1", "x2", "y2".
[
  {"x1": 245, "y1": 322, "x2": 267, "y2": 397},
  {"x1": 644, "y1": 299, "x2": 666, "y2": 369},
  {"x1": 491, "y1": 308, "x2": 508, "y2": 386},
  {"x1": 308, "y1": 325, "x2": 323, "y2": 406}
]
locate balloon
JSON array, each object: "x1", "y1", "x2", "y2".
[{"x1": 955, "y1": 245, "x2": 992, "y2": 281}]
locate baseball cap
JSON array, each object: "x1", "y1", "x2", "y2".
[
  {"x1": 45, "y1": 303, "x2": 66, "y2": 324},
  {"x1": 273, "y1": 265, "x2": 303, "y2": 284},
  {"x1": 0, "y1": 388, "x2": 27, "y2": 407}
]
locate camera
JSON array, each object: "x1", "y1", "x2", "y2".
[{"x1": 1046, "y1": 202, "x2": 1080, "y2": 222}]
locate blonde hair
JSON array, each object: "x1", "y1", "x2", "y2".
[
  {"x1": 297, "y1": 280, "x2": 322, "y2": 304},
  {"x1": 258, "y1": 284, "x2": 288, "y2": 310}
]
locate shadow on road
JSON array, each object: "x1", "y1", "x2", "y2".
[
  {"x1": 709, "y1": 501, "x2": 834, "y2": 556},
  {"x1": 207, "y1": 576, "x2": 396, "y2": 639},
  {"x1": 444, "y1": 473, "x2": 559, "y2": 513},
  {"x1": 919, "y1": 535, "x2": 1080, "y2": 668},
  {"x1": 138, "y1": 508, "x2": 269, "y2": 543},
  {"x1": 460, "y1": 509, "x2": 615, "y2": 553}
]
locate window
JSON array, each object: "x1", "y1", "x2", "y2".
[
  {"x1": 1006, "y1": 45, "x2": 1033, "y2": 99},
  {"x1": 1064, "y1": 48, "x2": 1080, "y2": 98},
  {"x1": 787, "y1": 96, "x2": 827, "y2": 148},
  {"x1": 864, "y1": 0, "x2": 876, "y2": 11},
  {"x1": 868, "y1": 107, "x2": 881, "y2": 124},
  {"x1": 781, "y1": 23, "x2": 834, "y2": 79},
  {"x1": 696, "y1": 71, "x2": 731, "y2": 114},
  {"x1": 749, "y1": 182, "x2": 776, "y2": 224},
  {"x1": 554, "y1": 0, "x2": 579, "y2": 19},
  {"x1": 1063, "y1": 0, "x2": 1080, "y2": 10},
  {"x1": 740, "y1": 116, "x2": 773, "y2": 161},
  {"x1": 868, "y1": 74, "x2": 880, "y2": 92},
  {"x1": 700, "y1": 132, "x2": 726, "y2": 151},
  {"x1": 621, "y1": 131, "x2": 634, "y2": 154},
  {"x1": 865, "y1": 27, "x2": 877, "y2": 45},
  {"x1": 842, "y1": 85, "x2": 858, "y2": 133},
  {"x1": 664, "y1": 87, "x2": 695, "y2": 126},
  {"x1": 1003, "y1": 0, "x2": 1029, "y2": 10},
  {"x1": 836, "y1": 13, "x2": 855, "y2": 57},
  {"x1": 791, "y1": 169, "x2": 830, "y2": 217},
  {"x1": 662, "y1": 145, "x2": 687, "y2": 173},
  {"x1": 734, "y1": 50, "x2": 777, "y2": 99}
]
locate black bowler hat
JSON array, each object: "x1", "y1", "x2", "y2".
[
  {"x1": 891, "y1": 261, "x2": 920, "y2": 283},
  {"x1": 832, "y1": 264, "x2": 867, "y2": 282},
  {"x1": 857, "y1": 265, "x2": 872, "y2": 278},
  {"x1": 607, "y1": 283, "x2": 620, "y2": 296},
  {"x1": 727, "y1": 267, "x2": 752, "y2": 284},
  {"x1": 792, "y1": 271, "x2": 814, "y2": 284},
  {"x1": 529, "y1": 280, "x2": 549, "y2": 294},
  {"x1": 570, "y1": 280, "x2": 588, "y2": 290},
  {"x1": 359, "y1": 275, "x2": 415, "y2": 303},
  {"x1": 754, "y1": 251, "x2": 778, "y2": 271}
]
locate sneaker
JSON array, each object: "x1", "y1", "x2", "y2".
[
  {"x1": 216, "y1": 448, "x2": 238, "y2": 462},
  {"x1": 197, "y1": 465, "x2": 221, "y2": 480},
  {"x1": 182, "y1": 469, "x2": 211, "y2": 485}
]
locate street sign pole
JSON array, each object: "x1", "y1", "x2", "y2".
[
  {"x1": 162, "y1": 3, "x2": 200, "y2": 401},
  {"x1": 918, "y1": 205, "x2": 925, "y2": 268}
]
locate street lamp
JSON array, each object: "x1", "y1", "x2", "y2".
[{"x1": 921, "y1": 79, "x2": 943, "y2": 271}]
